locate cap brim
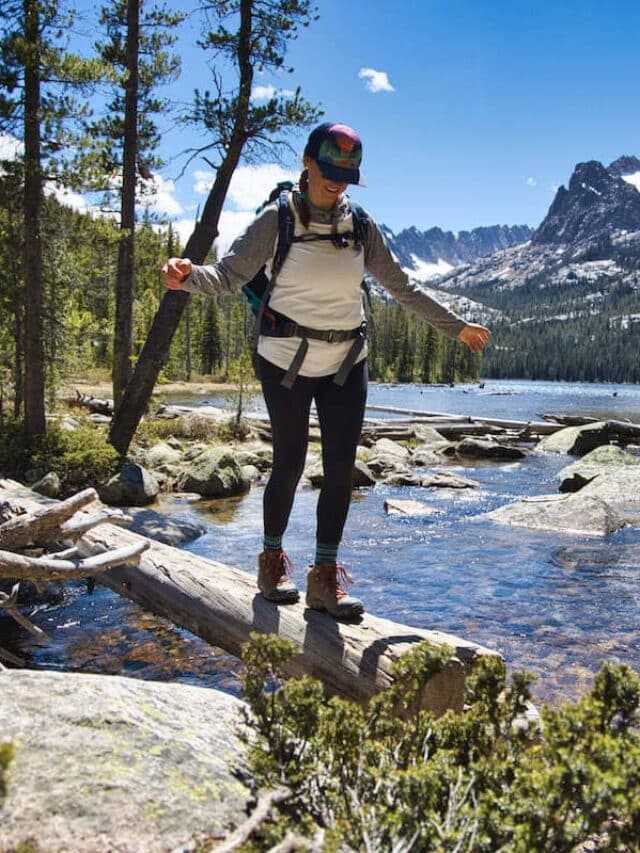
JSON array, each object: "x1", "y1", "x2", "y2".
[{"x1": 318, "y1": 160, "x2": 366, "y2": 186}]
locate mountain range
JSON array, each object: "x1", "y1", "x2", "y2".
[{"x1": 381, "y1": 155, "x2": 640, "y2": 382}]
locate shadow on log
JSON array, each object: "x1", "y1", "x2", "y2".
[{"x1": 0, "y1": 480, "x2": 499, "y2": 715}]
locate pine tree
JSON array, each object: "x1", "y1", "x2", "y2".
[
  {"x1": 0, "y1": 0, "x2": 103, "y2": 438},
  {"x1": 91, "y1": 0, "x2": 184, "y2": 413},
  {"x1": 110, "y1": 0, "x2": 322, "y2": 455}
]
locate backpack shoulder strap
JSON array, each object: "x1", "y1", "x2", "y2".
[
  {"x1": 348, "y1": 200, "x2": 369, "y2": 248},
  {"x1": 272, "y1": 189, "x2": 296, "y2": 278}
]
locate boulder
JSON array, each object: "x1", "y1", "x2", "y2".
[
  {"x1": 126, "y1": 507, "x2": 206, "y2": 546},
  {"x1": 421, "y1": 472, "x2": 479, "y2": 489},
  {"x1": 144, "y1": 441, "x2": 182, "y2": 469},
  {"x1": 413, "y1": 425, "x2": 450, "y2": 446},
  {"x1": 557, "y1": 445, "x2": 640, "y2": 492},
  {"x1": 59, "y1": 415, "x2": 81, "y2": 431},
  {"x1": 352, "y1": 460, "x2": 376, "y2": 487},
  {"x1": 485, "y1": 493, "x2": 625, "y2": 536},
  {"x1": 371, "y1": 438, "x2": 410, "y2": 463},
  {"x1": 383, "y1": 470, "x2": 422, "y2": 487},
  {"x1": 305, "y1": 460, "x2": 376, "y2": 489},
  {"x1": 580, "y1": 467, "x2": 640, "y2": 524},
  {"x1": 456, "y1": 437, "x2": 527, "y2": 460},
  {"x1": 99, "y1": 463, "x2": 160, "y2": 507},
  {"x1": 241, "y1": 464, "x2": 262, "y2": 484},
  {"x1": 232, "y1": 446, "x2": 273, "y2": 471},
  {"x1": 537, "y1": 421, "x2": 611, "y2": 456},
  {"x1": 178, "y1": 448, "x2": 250, "y2": 498},
  {"x1": 384, "y1": 498, "x2": 443, "y2": 517},
  {"x1": 410, "y1": 446, "x2": 449, "y2": 467},
  {"x1": 0, "y1": 669, "x2": 250, "y2": 853},
  {"x1": 31, "y1": 471, "x2": 61, "y2": 498}
]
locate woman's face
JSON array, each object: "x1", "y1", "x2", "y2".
[{"x1": 303, "y1": 156, "x2": 348, "y2": 210}]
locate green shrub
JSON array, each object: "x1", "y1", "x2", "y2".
[
  {"x1": 0, "y1": 741, "x2": 12, "y2": 802},
  {"x1": 0, "y1": 421, "x2": 120, "y2": 494},
  {"x1": 239, "y1": 636, "x2": 640, "y2": 851},
  {"x1": 136, "y1": 414, "x2": 248, "y2": 447}
]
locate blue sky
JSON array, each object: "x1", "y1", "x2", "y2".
[{"x1": 26, "y1": 0, "x2": 640, "y2": 251}]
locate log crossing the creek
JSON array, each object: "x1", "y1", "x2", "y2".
[{"x1": 0, "y1": 480, "x2": 498, "y2": 715}]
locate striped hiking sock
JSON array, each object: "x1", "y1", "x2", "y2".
[
  {"x1": 263, "y1": 534, "x2": 283, "y2": 553},
  {"x1": 314, "y1": 542, "x2": 339, "y2": 566}
]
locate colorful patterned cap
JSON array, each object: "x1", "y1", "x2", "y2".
[{"x1": 304, "y1": 122, "x2": 364, "y2": 185}]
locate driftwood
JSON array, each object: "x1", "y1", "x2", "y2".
[
  {"x1": 61, "y1": 391, "x2": 114, "y2": 416},
  {"x1": 1, "y1": 481, "x2": 498, "y2": 713},
  {"x1": 364, "y1": 404, "x2": 563, "y2": 435},
  {"x1": 212, "y1": 788, "x2": 292, "y2": 853},
  {"x1": 0, "y1": 482, "x2": 148, "y2": 660}
]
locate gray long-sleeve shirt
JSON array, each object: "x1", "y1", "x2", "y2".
[{"x1": 181, "y1": 196, "x2": 467, "y2": 342}]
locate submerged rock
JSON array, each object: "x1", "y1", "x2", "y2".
[
  {"x1": 455, "y1": 437, "x2": 527, "y2": 460},
  {"x1": 126, "y1": 507, "x2": 206, "y2": 546},
  {"x1": 0, "y1": 669, "x2": 250, "y2": 852},
  {"x1": 557, "y1": 445, "x2": 640, "y2": 492},
  {"x1": 384, "y1": 498, "x2": 443, "y2": 517},
  {"x1": 421, "y1": 472, "x2": 479, "y2": 489},
  {"x1": 485, "y1": 493, "x2": 625, "y2": 536}
]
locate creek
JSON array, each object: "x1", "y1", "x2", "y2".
[{"x1": 3, "y1": 379, "x2": 640, "y2": 706}]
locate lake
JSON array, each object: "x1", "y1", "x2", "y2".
[{"x1": 4, "y1": 379, "x2": 640, "y2": 706}]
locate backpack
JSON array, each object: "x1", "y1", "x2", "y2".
[{"x1": 242, "y1": 182, "x2": 372, "y2": 389}]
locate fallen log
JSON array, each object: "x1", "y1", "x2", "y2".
[
  {"x1": 61, "y1": 391, "x2": 114, "y2": 416},
  {"x1": 0, "y1": 480, "x2": 499, "y2": 715},
  {"x1": 364, "y1": 404, "x2": 563, "y2": 435}
]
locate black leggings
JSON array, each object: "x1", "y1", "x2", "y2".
[{"x1": 259, "y1": 355, "x2": 368, "y2": 547}]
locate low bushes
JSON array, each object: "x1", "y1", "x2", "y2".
[{"x1": 241, "y1": 635, "x2": 640, "y2": 851}]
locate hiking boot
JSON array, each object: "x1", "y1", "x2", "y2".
[
  {"x1": 257, "y1": 550, "x2": 300, "y2": 603},
  {"x1": 306, "y1": 563, "x2": 364, "y2": 620}
]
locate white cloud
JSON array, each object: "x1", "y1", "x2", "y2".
[
  {"x1": 193, "y1": 170, "x2": 216, "y2": 196},
  {"x1": 189, "y1": 163, "x2": 299, "y2": 253},
  {"x1": 0, "y1": 132, "x2": 23, "y2": 161},
  {"x1": 216, "y1": 209, "x2": 258, "y2": 255},
  {"x1": 251, "y1": 84, "x2": 294, "y2": 101},
  {"x1": 193, "y1": 163, "x2": 298, "y2": 211},
  {"x1": 47, "y1": 183, "x2": 91, "y2": 214},
  {"x1": 526, "y1": 176, "x2": 537, "y2": 187},
  {"x1": 358, "y1": 67, "x2": 395, "y2": 93},
  {"x1": 140, "y1": 173, "x2": 184, "y2": 217}
]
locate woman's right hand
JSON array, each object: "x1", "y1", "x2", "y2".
[{"x1": 162, "y1": 257, "x2": 192, "y2": 289}]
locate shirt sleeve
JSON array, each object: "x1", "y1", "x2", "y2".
[
  {"x1": 363, "y1": 218, "x2": 467, "y2": 340},
  {"x1": 180, "y1": 205, "x2": 279, "y2": 297}
]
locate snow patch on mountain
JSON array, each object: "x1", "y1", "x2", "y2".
[
  {"x1": 622, "y1": 171, "x2": 640, "y2": 192},
  {"x1": 401, "y1": 255, "x2": 453, "y2": 282}
]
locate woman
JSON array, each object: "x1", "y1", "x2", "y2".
[{"x1": 163, "y1": 122, "x2": 490, "y2": 620}]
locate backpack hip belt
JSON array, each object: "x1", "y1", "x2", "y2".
[{"x1": 260, "y1": 310, "x2": 367, "y2": 389}]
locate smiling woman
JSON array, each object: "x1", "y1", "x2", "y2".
[{"x1": 162, "y1": 121, "x2": 491, "y2": 621}]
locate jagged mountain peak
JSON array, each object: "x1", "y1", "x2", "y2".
[
  {"x1": 608, "y1": 155, "x2": 640, "y2": 177},
  {"x1": 532, "y1": 158, "x2": 640, "y2": 246}
]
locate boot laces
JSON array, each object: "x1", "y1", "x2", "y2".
[
  {"x1": 274, "y1": 550, "x2": 295, "y2": 586},
  {"x1": 329, "y1": 564, "x2": 353, "y2": 599}
]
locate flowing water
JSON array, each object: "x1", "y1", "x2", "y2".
[{"x1": 3, "y1": 380, "x2": 640, "y2": 706}]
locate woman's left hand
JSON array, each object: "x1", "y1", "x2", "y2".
[{"x1": 457, "y1": 323, "x2": 491, "y2": 353}]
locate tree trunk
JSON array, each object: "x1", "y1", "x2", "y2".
[
  {"x1": 112, "y1": 0, "x2": 140, "y2": 415},
  {"x1": 184, "y1": 300, "x2": 192, "y2": 381},
  {"x1": 109, "y1": 0, "x2": 255, "y2": 457},
  {"x1": 23, "y1": 0, "x2": 46, "y2": 439}
]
